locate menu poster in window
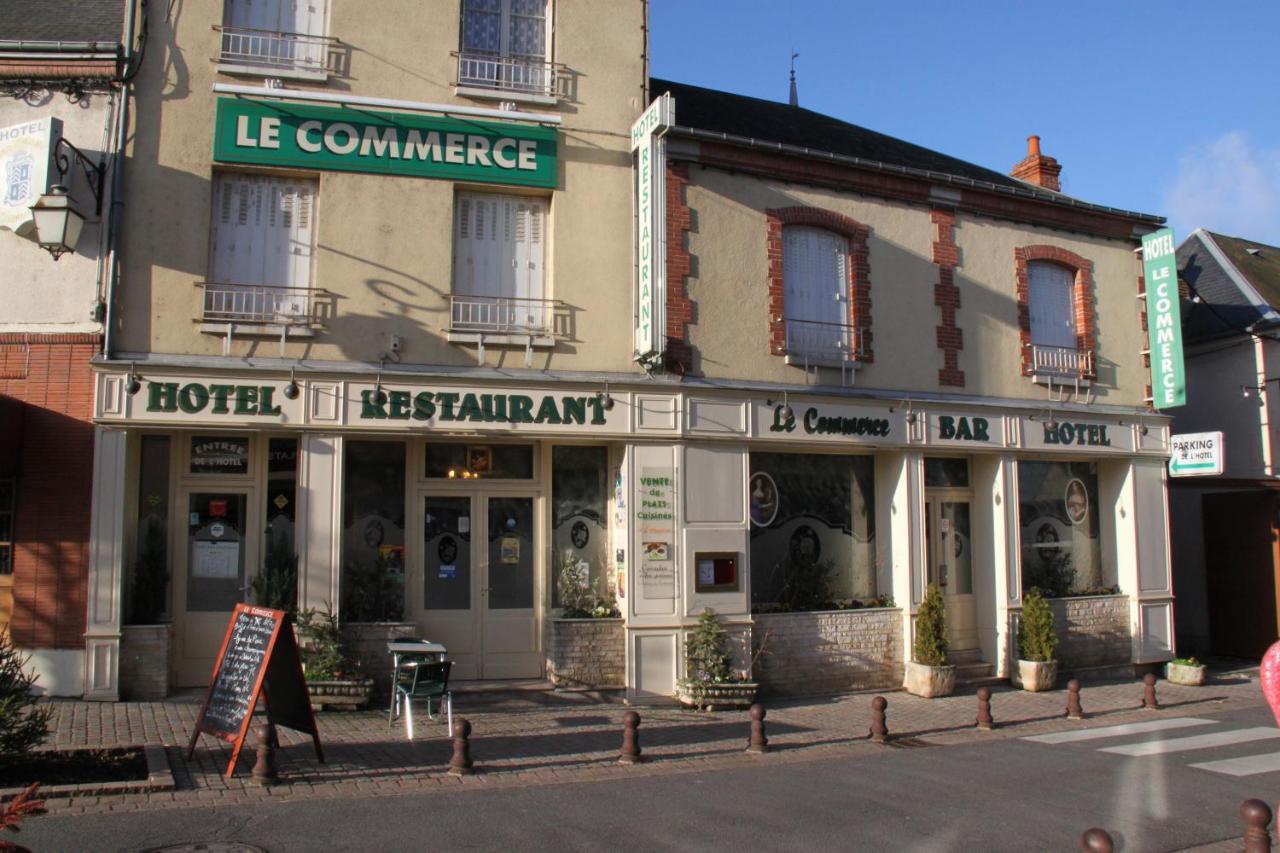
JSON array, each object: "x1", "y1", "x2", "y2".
[
  {"x1": 637, "y1": 466, "x2": 676, "y2": 600},
  {"x1": 186, "y1": 604, "x2": 323, "y2": 778},
  {"x1": 192, "y1": 540, "x2": 239, "y2": 579}
]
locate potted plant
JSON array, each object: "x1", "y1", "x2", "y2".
[
  {"x1": 1166, "y1": 656, "x2": 1207, "y2": 686},
  {"x1": 252, "y1": 534, "x2": 297, "y2": 614},
  {"x1": 120, "y1": 515, "x2": 173, "y2": 700},
  {"x1": 1015, "y1": 587, "x2": 1059, "y2": 692},
  {"x1": 905, "y1": 583, "x2": 955, "y2": 698},
  {"x1": 676, "y1": 608, "x2": 757, "y2": 711},
  {"x1": 295, "y1": 604, "x2": 374, "y2": 711}
]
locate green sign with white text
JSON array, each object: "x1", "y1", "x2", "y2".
[
  {"x1": 1142, "y1": 227, "x2": 1185, "y2": 409},
  {"x1": 213, "y1": 98, "x2": 557, "y2": 188}
]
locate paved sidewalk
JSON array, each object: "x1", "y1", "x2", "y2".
[{"x1": 28, "y1": 668, "x2": 1269, "y2": 818}]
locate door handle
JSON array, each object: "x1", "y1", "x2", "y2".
[{"x1": 939, "y1": 565, "x2": 948, "y2": 588}]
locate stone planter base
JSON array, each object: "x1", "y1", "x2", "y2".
[
  {"x1": 905, "y1": 661, "x2": 955, "y2": 698},
  {"x1": 676, "y1": 682, "x2": 758, "y2": 711},
  {"x1": 307, "y1": 678, "x2": 374, "y2": 711},
  {"x1": 548, "y1": 618, "x2": 625, "y2": 688},
  {"x1": 1015, "y1": 659, "x2": 1058, "y2": 692},
  {"x1": 119, "y1": 624, "x2": 172, "y2": 701},
  {"x1": 1166, "y1": 662, "x2": 1206, "y2": 686}
]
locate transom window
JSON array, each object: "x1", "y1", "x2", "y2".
[
  {"x1": 451, "y1": 192, "x2": 550, "y2": 336},
  {"x1": 782, "y1": 225, "x2": 856, "y2": 365},
  {"x1": 458, "y1": 0, "x2": 554, "y2": 97}
]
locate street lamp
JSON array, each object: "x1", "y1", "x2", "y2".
[{"x1": 29, "y1": 137, "x2": 105, "y2": 261}]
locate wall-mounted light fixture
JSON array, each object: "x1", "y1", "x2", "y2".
[
  {"x1": 597, "y1": 381, "x2": 614, "y2": 411},
  {"x1": 125, "y1": 363, "x2": 142, "y2": 396},
  {"x1": 30, "y1": 136, "x2": 105, "y2": 260},
  {"x1": 283, "y1": 368, "x2": 300, "y2": 400}
]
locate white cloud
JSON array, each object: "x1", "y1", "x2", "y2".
[{"x1": 1164, "y1": 131, "x2": 1280, "y2": 243}]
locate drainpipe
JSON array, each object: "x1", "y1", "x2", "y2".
[{"x1": 102, "y1": 0, "x2": 143, "y2": 360}]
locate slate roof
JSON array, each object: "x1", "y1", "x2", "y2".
[
  {"x1": 1178, "y1": 230, "x2": 1280, "y2": 345},
  {"x1": 649, "y1": 78, "x2": 1162, "y2": 222},
  {"x1": 0, "y1": 0, "x2": 125, "y2": 46}
]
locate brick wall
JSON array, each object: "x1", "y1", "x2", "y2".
[
  {"x1": 547, "y1": 618, "x2": 624, "y2": 688},
  {"x1": 0, "y1": 333, "x2": 99, "y2": 649},
  {"x1": 664, "y1": 162, "x2": 694, "y2": 373},
  {"x1": 753, "y1": 608, "x2": 902, "y2": 696},
  {"x1": 932, "y1": 209, "x2": 964, "y2": 386},
  {"x1": 1049, "y1": 595, "x2": 1130, "y2": 671}
]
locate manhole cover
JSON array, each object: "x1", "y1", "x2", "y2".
[{"x1": 146, "y1": 845, "x2": 267, "y2": 853}]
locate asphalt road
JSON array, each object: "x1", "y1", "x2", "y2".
[{"x1": 18, "y1": 704, "x2": 1280, "y2": 853}]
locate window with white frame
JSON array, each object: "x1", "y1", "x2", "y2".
[
  {"x1": 782, "y1": 226, "x2": 855, "y2": 364},
  {"x1": 451, "y1": 193, "x2": 550, "y2": 336},
  {"x1": 220, "y1": 0, "x2": 331, "y2": 77},
  {"x1": 1027, "y1": 260, "x2": 1080, "y2": 373},
  {"x1": 205, "y1": 173, "x2": 317, "y2": 326},
  {"x1": 458, "y1": 0, "x2": 554, "y2": 97}
]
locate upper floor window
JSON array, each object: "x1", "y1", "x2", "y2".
[
  {"x1": 450, "y1": 193, "x2": 551, "y2": 337},
  {"x1": 780, "y1": 226, "x2": 861, "y2": 366},
  {"x1": 1028, "y1": 261, "x2": 1077, "y2": 350},
  {"x1": 1016, "y1": 246, "x2": 1095, "y2": 379},
  {"x1": 203, "y1": 173, "x2": 318, "y2": 327},
  {"x1": 457, "y1": 0, "x2": 556, "y2": 99},
  {"x1": 218, "y1": 0, "x2": 333, "y2": 80}
]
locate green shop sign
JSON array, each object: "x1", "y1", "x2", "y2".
[
  {"x1": 360, "y1": 390, "x2": 609, "y2": 426},
  {"x1": 213, "y1": 98, "x2": 557, "y2": 188},
  {"x1": 937, "y1": 415, "x2": 990, "y2": 442},
  {"x1": 147, "y1": 382, "x2": 283, "y2": 416},
  {"x1": 768, "y1": 404, "x2": 891, "y2": 438},
  {"x1": 1142, "y1": 227, "x2": 1185, "y2": 409}
]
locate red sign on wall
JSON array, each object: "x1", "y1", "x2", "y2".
[{"x1": 209, "y1": 500, "x2": 228, "y2": 518}]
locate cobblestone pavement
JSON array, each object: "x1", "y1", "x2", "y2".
[{"x1": 26, "y1": 669, "x2": 1268, "y2": 820}]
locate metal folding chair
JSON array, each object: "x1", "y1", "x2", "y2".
[{"x1": 389, "y1": 659, "x2": 453, "y2": 740}]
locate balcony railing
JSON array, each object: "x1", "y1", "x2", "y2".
[
  {"x1": 1030, "y1": 343, "x2": 1094, "y2": 377},
  {"x1": 782, "y1": 317, "x2": 868, "y2": 366},
  {"x1": 454, "y1": 51, "x2": 559, "y2": 98},
  {"x1": 215, "y1": 26, "x2": 337, "y2": 76},
  {"x1": 449, "y1": 294, "x2": 560, "y2": 337},
  {"x1": 198, "y1": 283, "x2": 327, "y2": 328}
]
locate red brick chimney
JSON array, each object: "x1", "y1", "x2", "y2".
[{"x1": 1010, "y1": 135, "x2": 1062, "y2": 192}]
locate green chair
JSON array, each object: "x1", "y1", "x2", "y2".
[{"x1": 390, "y1": 659, "x2": 453, "y2": 740}]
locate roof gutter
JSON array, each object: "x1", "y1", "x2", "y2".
[{"x1": 669, "y1": 124, "x2": 1164, "y2": 225}]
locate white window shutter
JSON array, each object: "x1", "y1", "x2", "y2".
[
  {"x1": 1029, "y1": 262, "x2": 1077, "y2": 349},
  {"x1": 210, "y1": 173, "x2": 317, "y2": 303},
  {"x1": 454, "y1": 192, "x2": 546, "y2": 305}
]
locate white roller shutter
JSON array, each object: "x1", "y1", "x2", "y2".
[{"x1": 1028, "y1": 261, "x2": 1077, "y2": 349}]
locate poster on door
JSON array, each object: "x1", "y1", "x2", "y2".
[
  {"x1": 637, "y1": 466, "x2": 676, "y2": 601},
  {"x1": 193, "y1": 540, "x2": 240, "y2": 578}
]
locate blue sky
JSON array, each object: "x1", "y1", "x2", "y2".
[{"x1": 650, "y1": 1, "x2": 1280, "y2": 245}]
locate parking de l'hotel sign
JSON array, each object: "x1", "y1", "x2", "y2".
[{"x1": 213, "y1": 98, "x2": 557, "y2": 188}]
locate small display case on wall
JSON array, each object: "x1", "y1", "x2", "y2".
[{"x1": 694, "y1": 552, "x2": 739, "y2": 593}]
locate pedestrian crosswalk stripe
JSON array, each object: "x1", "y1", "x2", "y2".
[
  {"x1": 1100, "y1": 727, "x2": 1280, "y2": 756},
  {"x1": 1190, "y1": 752, "x2": 1280, "y2": 777},
  {"x1": 1022, "y1": 718, "x2": 1217, "y2": 744}
]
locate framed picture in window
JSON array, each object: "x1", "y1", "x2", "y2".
[{"x1": 467, "y1": 445, "x2": 492, "y2": 476}]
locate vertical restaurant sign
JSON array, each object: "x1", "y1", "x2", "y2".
[
  {"x1": 631, "y1": 93, "x2": 674, "y2": 363},
  {"x1": 213, "y1": 98, "x2": 557, "y2": 188},
  {"x1": 0, "y1": 117, "x2": 59, "y2": 234},
  {"x1": 1142, "y1": 227, "x2": 1185, "y2": 409}
]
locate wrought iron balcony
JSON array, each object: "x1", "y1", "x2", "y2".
[
  {"x1": 454, "y1": 51, "x2": 559, "y2": 98},
  {"x1": 449, "y1": 294, "x2": 562, "y2": 338},
  {"x1": 215, "y1": 26, "x2": 338, "y2": 76},
  {"x1": 198, "y1": 283, "x2": 329, "y2": 328},
  {"x1": 1029, "y1": 343, "x2": 1094, "y2": 377},
  {"x1": 782, "y1": 317, "x2": 868, "y2": 367}
]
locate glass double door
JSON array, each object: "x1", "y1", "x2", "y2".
[
  {"x1": 924, "y1": 497, "x2": 978, "y2": 653},
  {"x1": 418, "y1": 492, "x2": 540, "y2": 681}
]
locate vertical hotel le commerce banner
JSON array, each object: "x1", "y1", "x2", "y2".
[{"x1": 1142, "y1": 228, "x2": 1185, "y2": 409}]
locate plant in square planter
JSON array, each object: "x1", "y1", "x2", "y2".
[
  {"x1": 905, "y1": 583, "x2": 954, "y2": 698},
  {"x1": 295, "y1": 605, "x2": 373, "y2": 711},
  {"x1": 120, "y1": 515, "x2": 173, "y2": 701},
  {"x1": 1166, "y1": 657, "x2": 1206, "y2": 686},
  {"x1": 1015, "y1": 587, "x2": 1059, "y2": 692},
  {"x1": 676, "y1": 608, "x2": 756, "y2": 711}
]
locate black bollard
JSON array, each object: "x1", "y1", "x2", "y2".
[
  {"x1": 619, "y1": 710, "x2": 642, "y2": 764},
  {"x1": 250, "y1": 723, "x2": 279, "y2": 786},
  {"x1": 746, "y1": 703, "x2": 769, "y2": 754},
  {"x1": 1066, "y1": 679, "x2": 1085, "y2": 720},
  {"x1": 1080, "y1": 828, "x2": 1113, "y2": 852},
  {"x1": 1142, "y1": 672, "x2": 1159, "y2": 710},
  {"x1": 448, "y1": 718, "x2": 473, "y2": 776},
  {"x1": 869, "y1": 695, "x2": 889, "y2": 743},
  {"x1": 1242, "y1": 799, "x2": 1272, "y2": 853},
  {"x1": 976, "y1": 687, "x2": 994, "y2": 730}
]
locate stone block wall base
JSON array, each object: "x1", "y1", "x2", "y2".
[
  {"x1": 547, "y1": 619, "x2": 625, "y2": 688},
  {"x1": 119, "y1": 624, "x2": 172, "y2": 701}
]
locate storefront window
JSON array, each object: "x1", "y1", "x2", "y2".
[
  {"x1": 749, "y1": 452, "x2": 876, "y2": 610},
  {"x1": 551, "y1": 446, "x2": 609, "y2": 609},
  {"x1": 925, "y1": 457, "x2": 969, "y2": 488},
  {"x1": 1018, "y1": 460, "x2": 1110, "y2": 597},
  {"x1": 189, "y1": 436, "x2": 249, "y2": 475},
  {"x1": 425, "y1": 443, "x2": 534, "y2": 480},
  {"x1": 342, "y1": 441, "x2": 405, "y2": 621},
  {"x1": 129, "y1": 435, "x2": 170, "y2": 624},
  {"x1": 256, "y1": 438, "x2": 298, "y2": 612}
]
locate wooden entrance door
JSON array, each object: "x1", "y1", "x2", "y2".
[{"x1": 926, "y1": 498, "x2": 978, "y2": 653}]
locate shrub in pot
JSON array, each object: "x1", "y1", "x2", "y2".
[
  {"x1": 1165, "y1": 656, "x2": 1206, "y2": 686},
  {"x1": 1016, "y1": 587, "x2": 1058, "y2": 692},
  {"x1": 676, "y1": 608, "x2": 756, "y2": 710},
  {"x1": 906, "y1": 583, "x2": 954, "y2": 698},
  {"x1": 295, "y1": 604, "x2": 374, "y2": 711}
]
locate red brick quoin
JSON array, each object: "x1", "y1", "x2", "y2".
[
  {"x1": 1013, "y1": 245, "x2": 1097, "y2": 378},
  {"x1": 664, "y1": 162, "x2": 694, "y2": 373},
  {"x1": 932, "y1": 210, "x2": 964, "y2": 386},
  {"x1": 764, "y1": 206, "x2": 873, "y2": 362}
]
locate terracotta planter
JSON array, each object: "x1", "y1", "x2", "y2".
[
  {"x1": 905, "y1": 661, "x2": 955, "y2": 698},
  {"x1": 307, "y1": 677, "x2": 374, "y2": 711},
  {"x1": 1015, "y1": 659, "x2": 1058, "y2": 692},
  {"x1": 676, "y1": 681, "x2": 758, "y2": 711},
  {"x1": 1166, "y1": 662, "x2": 1206, "y2": 686}
]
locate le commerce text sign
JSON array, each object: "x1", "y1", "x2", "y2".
[
  {"x1": 1169, "y1": 431, "x2": 1223, "y2": 477},
  {"x1": 1142, "y1": 228, "x2": 1186, "y2": 409},
  {"x1": 214, "y1": 98, "x2": 557, "y2": 188}
]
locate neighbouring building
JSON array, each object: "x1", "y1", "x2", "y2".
[
  {"x1": 0, "y1": 0, "x2": 140, "y2": 695},
  {"x1": 1169, "y1": 229, "x2": 1280, "y2": 659},
  {"x1": 84, "y1": 1, "x2": 1176, "y2": 700}
]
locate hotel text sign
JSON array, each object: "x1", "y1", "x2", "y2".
[
  {"x1": 1142, "y1": 228, "x2": 1185, "y2": 409},
  {"x1": 213, "y1": 98, "x2": 557, "y2": 188},
  {"x1": 631, "y1": 93, "x2": 673, "y2": 362}
]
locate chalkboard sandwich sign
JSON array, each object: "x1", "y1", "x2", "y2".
[{"x1": 186, "y1": 604, "x2": 324, "y2": 778}]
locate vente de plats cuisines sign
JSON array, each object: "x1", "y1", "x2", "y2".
[{"x1": 1142, "y1": 227, "x2": 1186, "y2": 409}]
